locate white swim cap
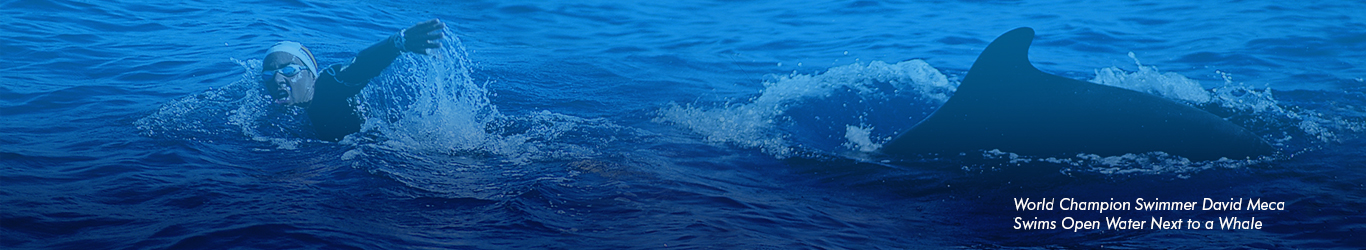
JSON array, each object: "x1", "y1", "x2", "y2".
[{"x1": 266, "y1": 41, "x2": 319, "y2": 78}]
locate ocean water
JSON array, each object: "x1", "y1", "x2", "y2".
[{"x1": 3, "y1": 0, "x2": 1365, "y2": 248}]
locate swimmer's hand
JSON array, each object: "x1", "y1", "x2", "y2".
[
  {"x1": 399, "y1": 19, "x2": 446, "y2": 55},
  {"x1": 339, "y1": 19, "x2": 448, "y2": 84}
]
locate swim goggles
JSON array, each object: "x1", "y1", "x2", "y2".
[{"x1": 260, "y1": 64, "x2": 309, "y2": 82}]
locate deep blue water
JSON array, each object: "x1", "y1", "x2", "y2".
[{"x1": 4, "y1": 0, "x2": 1366, "y2": 249}]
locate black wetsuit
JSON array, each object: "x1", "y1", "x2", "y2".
[
  {"x1": 299, "y1": 30, "x2": 409, "y2": 141},
  {"x1": 306, "y1": 64, "x2": 370, "y2": 141}
]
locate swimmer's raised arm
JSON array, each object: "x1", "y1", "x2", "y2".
[{"x1": 334, "y1": 19, "x2": 446, "y2": 84}]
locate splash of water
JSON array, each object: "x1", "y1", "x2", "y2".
[
  {"x1": 1090, "y1": 52, "x2": 1213, "y2": 104},
  {"x1": 1090, "y1": 52, "x2": 1361, "y2": 148},
  {"x1": 351, "y1": 29, "x2": 497, "y2": 153},
  {"x1": 348, "y1": 29, "x2": 635, "y2": 166},
  {"x1": 137, "y1": 58, "x2": 310, "y2": 150},
  {"x1": 843, "y1": 124, "x2": 881, "y2": 153},
  {"x1": 656, "y1": 60, "x2": 954, "y2": 158}
]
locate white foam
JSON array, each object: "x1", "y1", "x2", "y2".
[
  {"x1": 1089, "y1": 52, "x2": 1360, "y2": 145},
  {"x1": 842, "y1": 124, "x2": 881, "y2": 152},
  {"x1": 353, "y1": 29, "x2": 498, "y2": 154},
  {"x1": 657, "y1": 60, "x2": 954, "y2": 158},
  {"x1": 1090, "y1": 52, "x2": 1212, "y2": 104},
  {"x1": 350, "y1": 29, "x2": 634, "y2": 165},
  {"x1": 137, "y1": 58, "x2": 309, "y2": 150}
]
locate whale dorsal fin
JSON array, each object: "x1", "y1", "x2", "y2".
[
  {"x1": 883, "y1": 27, "x2": 1275, "y2": 160},
  {"x1": 961, "y1": 27, "x2": 1040, "y2": 89}
]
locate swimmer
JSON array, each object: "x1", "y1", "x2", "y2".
[{"x1": 260, "y1": 19, "x2": 445, "y2": 141}]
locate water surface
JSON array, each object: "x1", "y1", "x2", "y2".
[{"x1": 3, "y1": 0, "x2": 1365, "y2": 248}]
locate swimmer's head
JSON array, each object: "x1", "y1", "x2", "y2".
[{"x1": 261, "y1": 41, "x2": 319, "y2": 106}]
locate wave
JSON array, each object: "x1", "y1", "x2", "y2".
[{"x1": 656, "y1": 60, "x2": 954, "y2": 158}]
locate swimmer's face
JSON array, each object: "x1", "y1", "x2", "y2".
[{"x1": 261, "y1": 52, "x2": 316, "y2": 105}]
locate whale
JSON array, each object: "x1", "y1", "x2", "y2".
[{"x1": 881, "y1": 27, "x2": 1275, "y2": 161}]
